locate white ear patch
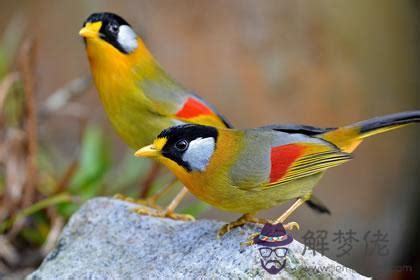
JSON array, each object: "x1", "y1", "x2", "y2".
[
  {"x1": 182, "y1": 137, "x2": 215, "y2": 172},
  {"x1": 117, "y1": 25, "x2": 138, "y2": 53}
]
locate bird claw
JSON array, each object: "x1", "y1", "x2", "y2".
[
  {"x1": 217, "y1": 224, "x2": 234, "y2": 238},
  {"x1": 130, "y1": 206, "x2": 195, "y2": 221},
  {"x1": 218, "y1": 220, "x2": 249, "y2": 238},
  {"x1": 114, "y1": 193, "x2": 162, "y2": 210},
  {"x1": 218, "y1": 214, "x2": 268, "y2": 238},
  {"x1": 283, "y1": 221, "x2": 300, "y2": 231},
  {"x1": 240, "y1": 233, "x2": 259, "y2": 247},
  {"x1": 113, "y1": 193, "x2": 133, "y2": 202},
  {"x1": 165, "y1": 211, "x2": 195, "y2": 221}
]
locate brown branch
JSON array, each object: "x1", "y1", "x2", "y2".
[
  {"x1": 139, "y1": 162, "x2": 161, "y2": 198},
  {"x1": 55, "y1": 160, "x2": 79, "y2": 194},
  {"x1": 18, "y1": 39, "x2": 38, "y2": 209}
]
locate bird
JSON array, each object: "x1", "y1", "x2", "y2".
[
  {"x1": 134, "y1": 111, "x2": 420, "y2": 236},
  {"x1": 78, "y1": 12, "x2": 329, "y2": 219},
  {"x1": 79, "y1": 12, "x2": 232, "y2": 220}
]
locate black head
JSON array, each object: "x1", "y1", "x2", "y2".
[
  {"x1": 157, "y1": 124, "x2": 219, "y2": 172},
  {"x1": 81, "y1": 12, "x2": 138, "y2": 54}
]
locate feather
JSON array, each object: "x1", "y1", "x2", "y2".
[
  {"x1": 263, "y1": 143, "x2": 351, "y2": 189},
  {"x1": 263, "y1": 124, "x2": 335, "y2": 136},
  {"x1": 305, "y1": 195, "x2": 331, "y2": 214},
  {"x1": 269, "y1": 143, "x2": 305, "y2": 183},
  {"x1": 175, "y1": 97, "x2": 214, "y2": 119},
  {"x1": 173, "y1": 97, "x2": 231, "y2": 128}
]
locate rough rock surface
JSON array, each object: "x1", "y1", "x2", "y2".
[{"x1": 28, "y1": 198, "x2": 368, "y2": 279}]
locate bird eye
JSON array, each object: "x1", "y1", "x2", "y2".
[
  {"x1": 175, "y1": 139, "x2": 188, "y2": 151},
  {"x1": 109, "y1": 23, "x2": 119, "y2": 33}
]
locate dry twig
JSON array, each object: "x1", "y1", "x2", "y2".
[
  {"x1": 54, "y1": 161, "x2": 79, "y2": 194},
  {"x1": 18, "y1": 39, "x2": 38, "y2": 209}
]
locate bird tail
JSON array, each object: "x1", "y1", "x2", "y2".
[{"x1": 321, "y1": 111, "x2": 420, "y2": 153}]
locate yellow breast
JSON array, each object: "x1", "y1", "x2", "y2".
[
  {"x1": 85, "y1": 38, "x2": 171, "y2": 148},
  {"x1": 158, "y1": 130, "x2": 246, "y2": 209}
]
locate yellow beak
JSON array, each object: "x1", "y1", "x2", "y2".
[
  {"x1": 134, "y1": 145, "x2": 160, "y2": 158},
  {"x1": 79, "y1": 22, "x2": 102, "y2": 38}
]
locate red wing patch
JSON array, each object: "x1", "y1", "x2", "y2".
[
  {"x1": 269, "y1": 144, "x2": 305, "y2": 183},
  {"x1": 175, "y1": 98, "x2": 214, "y2": 119}
]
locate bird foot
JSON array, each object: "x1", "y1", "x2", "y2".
[
  {"x1": 217, "y1": 214, "x2": 267, "y2": 238},
  {"x1": 130, "y1": 206, "x2": 195, "y2": 221},
  {"x1": 240, "y1": 233, "x2": 260, "y2": 247},
  {"x1": 217, "y1": 223, "x2": 236, "y2": 238},
  {"x1": 113, "y1": 193, "x2": 162, "y2": 210},
  {"x1": 283, "y1": 221, "x2": 300, "y2": 231}
]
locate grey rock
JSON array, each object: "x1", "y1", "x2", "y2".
[{"x1": 28, "y1": 198, "x2": 369, "y2": 279}]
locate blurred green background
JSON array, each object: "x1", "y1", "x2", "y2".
[{"x1": 0, "y1": 0, "x2": 419, "y2": 278}]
